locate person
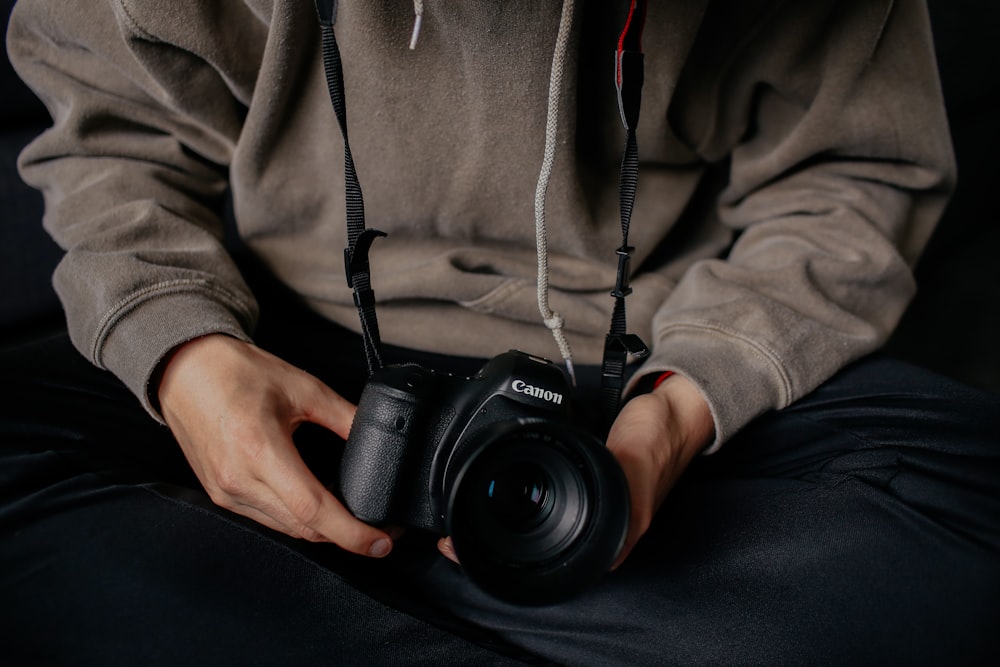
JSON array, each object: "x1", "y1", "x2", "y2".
[{"x1": 2, "y1": 0, "x2": 997, "y2": 664}]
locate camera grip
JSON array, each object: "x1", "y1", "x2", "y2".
[{"x1": 340, "y1": 381, "x2": 423, "y2": 524}]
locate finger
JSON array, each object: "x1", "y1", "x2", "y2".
[
  {"x1": 228, "y1": 495, "x2": 311, "y2": 538},
  {"x1": 606, "y1": 416, "x2": 662, "y2": 571},
  {"x1": 197, "y1": 456, "x2": 319, "y2": 540},
  {"x1": 437, "y1": 537, "x2": 460, "y2": 564},
  {"x1": 610, "y1": 462, "x2": 651, "y2": 571},
  {"x1": 285, "y1": 373, "x2": 358, "y2": 441},
  {"x1": 235, "y1": 471, "x2": 394, "y2": 557},
  {"x1": 263, "y1": 440, "x2": 394, "y2": 557},
  {"x1": 205, "y1": 410, "x2": 393, "y2": 557}
]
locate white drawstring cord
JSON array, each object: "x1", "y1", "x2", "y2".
[
  {"x1": 534, "y1": 0, "x2": 577, "y2": 384},
  {"x1": 407, "y1": 0, "x2": 578, "y2": 382},
  {"x1": 409, "y1": 0, "x2": 424, "y2": 49}
]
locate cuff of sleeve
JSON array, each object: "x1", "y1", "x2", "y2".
[
  {"x1": 626, "y1": 323, "x2": 794, "y2": 453},
  {"x1": 93, "y1": 287, "x2": 257, "y2": 424},
  {"x1": 626, "y1": 370, "x2": 675, "y2": 396}
]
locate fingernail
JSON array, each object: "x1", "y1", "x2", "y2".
[{"x1": 368, "y1": 537, "x2": 392, "y2": 558}]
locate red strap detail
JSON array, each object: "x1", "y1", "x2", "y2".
[
  {"x1": 616, "y1": 0, "x2": 646, "y2": 86},
  {"x1": 617, "y1": 0, "x2": 638, "y2": 56},
  {"x1": 652, "y1": 371, "x2": 675, "y2": 389}
]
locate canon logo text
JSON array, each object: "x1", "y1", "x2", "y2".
[{"x1": 511, "y1": 379, "x2": 563, "y2": 405}]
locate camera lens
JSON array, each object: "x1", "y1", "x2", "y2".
[
  {"x1": 445, "y1": 420, "x2": 629, "y2": 605},
  {"x1": 484, "y1": 462, "x2": 552, "y2": 532}
]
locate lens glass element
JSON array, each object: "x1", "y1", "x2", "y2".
[{"x1": 485, "y1": 462, "x2": 552, "y2": 532}]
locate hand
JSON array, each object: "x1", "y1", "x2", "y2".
[
  {"x1": 157, "y1": 334, "x2": 394, "y2": 558},
  {"x1": 605, "y1": 373, "x2": 714, "y2": 568}
]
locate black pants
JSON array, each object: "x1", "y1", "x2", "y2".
[{"x1": 2, "y1": 305, "x2": 999, "y2": 665}]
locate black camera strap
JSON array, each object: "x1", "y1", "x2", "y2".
[
  {"x1": 316, "y1": 0, "x2": 386, "y2": 375},
  {"x1": 601, "y1": 0, "x2": 650, "y2": 431}
]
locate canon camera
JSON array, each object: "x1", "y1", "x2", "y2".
[{"x1": 340, "y1": 350, "x2": 630, "y2": 604}]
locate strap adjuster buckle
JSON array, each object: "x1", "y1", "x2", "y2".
[
  {"x1": 343, "y1": 228, "x2": 387, "y2": 288},
  {"x1": 611, "y1": 245, "x2": 635, "y2": 299}
]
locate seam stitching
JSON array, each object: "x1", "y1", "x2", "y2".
[{"x1": 90, "y1": 278, "x2": 254, "y2": 367}]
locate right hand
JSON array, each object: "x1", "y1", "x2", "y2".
[{"x1": 157, "y1": 334, "x2": 394, "y2": 558}]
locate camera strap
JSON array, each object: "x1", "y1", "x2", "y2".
[
  {"x1": 316, "y1": 0, "x2": 386, "y2": 375},
  {"x1": 601, "y1": 0, "x2": 650, "y2": 431}
]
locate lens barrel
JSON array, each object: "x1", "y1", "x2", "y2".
[{"x1": 445, "y1": 420, "x2": 629, "y2": 605}]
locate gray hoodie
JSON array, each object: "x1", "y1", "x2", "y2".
[{"x1": 7, "y1": 0, "x2": 954, "y2": 449}]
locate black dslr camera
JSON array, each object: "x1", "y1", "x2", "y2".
[{"x1": 340, "y1": 350, "x2": 630, "y2": 605}]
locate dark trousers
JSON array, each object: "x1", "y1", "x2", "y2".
[{"x1": 2, "y1": 302, "x2": 999, "y2": 665}]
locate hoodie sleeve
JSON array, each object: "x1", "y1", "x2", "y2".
[
  {"x1": 7, "y1": 0, "x2": 265, "y2": 420},
  {"x1": 636, "y1": 0, "x2": 955, "y2": 450}
]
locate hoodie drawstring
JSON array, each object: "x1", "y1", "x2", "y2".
[
  {"x1": 409, "y1": 1, "x2": 424, "y2": 50},
  {"x1": 406, "y1": 0, "x2": 578, "y2": 383},
  {"x1": 534, "y1": 0, "x2": 577, "y2": 385}
]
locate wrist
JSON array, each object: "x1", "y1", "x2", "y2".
[
  {"x1": 649, "y1": 372, "x2": 715, "y2": 456},
  {"x1": 154, "y1": 334, "x2": 237, "y2": 412}
]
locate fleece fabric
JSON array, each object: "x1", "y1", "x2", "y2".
[{"x1": 7, "y1": 0, "x2": 954, "y2": 447}]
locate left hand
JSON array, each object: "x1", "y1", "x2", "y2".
[
  {"x1": 604, "y1": 373, "x2": 714, "y2": 568},
  {"x1": 437, "y1": 373, "x2": 714, "y2": 569}
]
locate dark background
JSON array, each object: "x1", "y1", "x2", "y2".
[{"x1": 2, "y1": 1, "x2": 998, "y2": 394}]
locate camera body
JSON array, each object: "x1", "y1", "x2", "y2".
[
  {"x1": 340, "y1": 350, "x2": 629, "y2": 604},
  {"x1": 342, "y1": 350, "x2": 577, "y2": 532}
]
